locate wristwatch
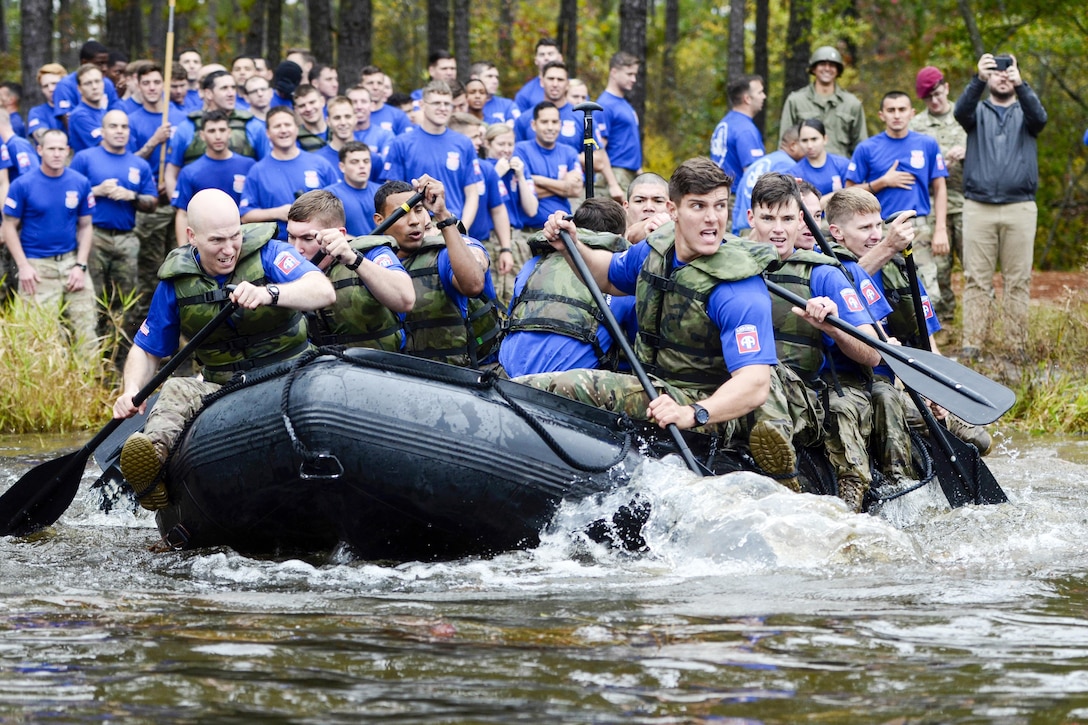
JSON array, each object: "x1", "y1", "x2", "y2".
[
  {"x1": 266, "y1": 284, "x2": 280, "y2": 306},
  {"x1": 690, "y1": 403, "x2": 710, "y2": 427},
  {"x1": 345, "y1": 250, "x2": 365, "y2": 271},
  {"x1": 73, "y1": 262, "x2": 88, "y2": 272},
  {"x1": 435, "y1": 216, "x2": 460, "y2": 231}
]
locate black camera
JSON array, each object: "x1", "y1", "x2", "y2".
[{"x1": 993, "y1": 55, "x2": 1013, "y2": 71}]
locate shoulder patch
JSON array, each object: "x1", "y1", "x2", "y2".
[
  {"x1": 860, "y1": 278, "x2": 882, "y2": 306},
  {"x1": 735, "y1": 324, "x2": 761, "y2": 354},
  {"x1": 274, "y1": 249, "x2": 301, "y2": 275},
  {"x1": 840, "y1": 287, "x2": 863, "y2": 313}
]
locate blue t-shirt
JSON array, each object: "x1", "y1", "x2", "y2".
[
  {"x1": 324, "y1": 180, "x2": 378, "y2": 236},
  {"x1": 134, "y1": 242, "x2": 320, "y2": 357},
  {"x1": 514, "y1": 102, "x2": 592, "y2": 155},
  {"x1": 3, "y1": 168, "x2": 94, "y2": 257},
  {"x1": 839, "y1": 258, "x2": 894, "y2": 322},
  {"x1": 870, "y1": 267, "x2": 940, "y2": 380},
  {"x1": 171, "y1": 153, "x2": 256, "y2": 209},
  {"x1": 609, "y1": 242, "x2": 778, "y2": 372},
  {"x1": 846, "y1": 131, "x2": 948, "y2": 217},
  {"x1": 710, "y1": 110, "x2": 765, "y2": 191},
  {"x1": 513, "y1": 140, "x2": 581, "y2": 227},
  {"x1": 66, "y1": 103, "x2": 107, "y2": 154},
  {"x1": 485, "y1": 158, "x2": 526, "y2": 230},
  {"x1": 483, "y1": 96, "x2": 519, "y2": 125},
  {"x1": 383, "y1": 127, "x2": 482, "y2": 218},
  {"x1": 467, "y1": 159, "x2": 509, "y2": 242},
  {"x1": 239, "y1": 151, "x2": 341, "y2": 239},
  {"x1": 788, "y1": 154, "x2": 851, "y2": 196},
  {"x1": 596, "y1": 90, "x2": 641, "y2": 171},
  {"x1": 731, "y1": 151, "x2": 798, "y2": 234},
  {"x1": 800, "y1": 263, "x2": 876, "y2": 377},
  {"x1": 514, "y1": 78, "x2": 545, "y2": 112},
  {"x1": 354, "y1": 125, "x2": 396, "y2": 182},
  {"x1": 0, "y1": 135, "x2": 40, "y2": 182},
  {"x1": 127, "y1": 104, "x2": 190, "y2": 184},
  {"x1": 167, "y1": 115, "x2": 269, "y2": 168},
  {"x1": 370, "y1": 104, "x2": 411, "y2": 136},
  {"x1": 69, "y1": 146, "x2": 156, "y2": 231},
  {"x1": 52, "y1": 72, "x2": 118, "y2": 117},
  {"x1": 499, "y1": 254, "x2": 637, "y2": 377},
  {"x1": 26, "y1": 103, "x2": 61, "y2": 138},
  {"x1": 182, "y1": 89, "x2": 203, "y2": 113}
]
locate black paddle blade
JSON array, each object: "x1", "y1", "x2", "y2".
[
  {"x1": 0, "y1": 448, "x2": 90, "y2": 536},
  {"x1": 929, "y1": 425, "x2": 1008, "y2": 506},
  {"x1": 885, "y1": 348, "x2": 1016, "y2": 425}
]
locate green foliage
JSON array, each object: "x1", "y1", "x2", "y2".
[{"x1": 0, "y1": 296, "x2": 118, "y2": 434}]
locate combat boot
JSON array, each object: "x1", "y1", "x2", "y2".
[
  {"x1": 837, "y1": 475, "x2": 868, "y2": 513},
  {"x1": 120, "y1": 432, "x2": 169, "y2": 510},
  {"x1": 749, "y1": 421, "x2": 801, "y2": 493},
  {"x1": 946, "y1": 415, "x2": 993, "y2": 456}
]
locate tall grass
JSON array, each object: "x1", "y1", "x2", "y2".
[
  {"x1": 0, "y1": 291, "x2": 133, "y2": 434},
  {"x1": 983, "y1": 289, "x2": 1088, "y2": 431}
]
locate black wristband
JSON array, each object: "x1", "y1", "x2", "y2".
[
  {"x1": 345, "y1": 250, "x2": 365, "y2": 271},
  {"x1": 435, "y1": 216, "x2": 460, "y2": 231},
  {"x1": 73, "y1": 263, "x2": 88, "y2": 272},
  {"x1": 499, "y1": 247, "x2": 513, "y2": 254}
]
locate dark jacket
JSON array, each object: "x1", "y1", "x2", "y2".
[{"x1": 954, "y1": 77, "x2": 1047, "y2": 204}]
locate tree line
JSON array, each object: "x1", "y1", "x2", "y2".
[{"x1": 5, "y1": 0, "x2": 1087, "y2": 269}]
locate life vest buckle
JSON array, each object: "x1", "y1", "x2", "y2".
[{"x1": 299, "y1": 452, "x2": 344, "y2": 480}]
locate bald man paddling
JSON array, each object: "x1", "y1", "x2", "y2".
[{"x1": 112, "y1": 188, "x2": 334, "y2": 511}]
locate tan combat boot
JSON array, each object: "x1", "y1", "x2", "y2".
[
  {"x1": 837, "y1": 476, "x2": 868, "y2": 513},
  {"x1": 749, "y1": 421, "x2": 801, "y2": 493},
  {"x1": 120, "y1": 432, "x2": 170, "y2": 511}
]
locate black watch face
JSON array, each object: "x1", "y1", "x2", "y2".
[{"x1": 694, "y1": 405, "x2": 709, "y2": 424}]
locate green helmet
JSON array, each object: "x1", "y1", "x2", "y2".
[{"x1": 808, "y1": 46, "x2": 844, "y2": 74}]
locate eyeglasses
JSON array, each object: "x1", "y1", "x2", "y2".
[{"x1": 424, "y1": 100, "x2": 453, "y2": 109}]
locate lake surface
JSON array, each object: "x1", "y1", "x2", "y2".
[{"x1": 1, "y1": 430, "x2": 1087, "y2": 723}]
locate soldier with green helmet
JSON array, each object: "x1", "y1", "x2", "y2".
[
  {"x1": 285, "y1": 190, "x2": 415, "y2": 351},
  {"x1": 112, "y1": 188, "x2": 336, "y2": 511},
  {"x1": 779, "y1": 46, "x2": 868, "y2": 158}
]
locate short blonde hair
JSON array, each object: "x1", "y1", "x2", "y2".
[{"x1": 825, "y1": 187, "x2": 882, "y2": 227}]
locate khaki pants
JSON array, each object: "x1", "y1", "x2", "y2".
[
  {"x1": 594, "y1": 166, "x2": 637, "y2": 200},
  {"x1": 961, "y1": 199, "x2": 1036, "y2": 351},
  {"x1": 22, "y1": 252, "x2": 98, "y2": 360}
]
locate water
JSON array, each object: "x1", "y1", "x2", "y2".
[{"x1": 2, "y1": 431, "x2": 1088, "y2": 722}]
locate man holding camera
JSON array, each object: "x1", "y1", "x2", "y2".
[{"x1": 954, "y1": 53, "x2": 1047, "y2": 360}]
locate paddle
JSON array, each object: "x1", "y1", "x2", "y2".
[
  {"x1": 309, "y1": 190, "x2": 426, "y2": 268},
  {"x1": 558, "y1": 229, "x2": 707, "y2": 475},
  {"x1": 0, "y1": 300, "x2": 241, "y2": 536},
  {"x1": 901, "y1": 244, "x2": 1007, "y2": 504},
  {"x1": 762, "y1": 278, "x2": 1013, "y2": 425},
  {"x1": 573, "y1": 101, "x2": 603, "y2": 200}
]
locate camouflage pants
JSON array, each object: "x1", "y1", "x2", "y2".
[
  {"x1": 752, "y1": 364, "x2": 825, "y2": 449},
  {"x1": 514, "y1": 368, "x2": 740, "y2": 440},
  {"x1": 821, "y1": 374, "x2": 874, "y2": 486},
  {"x1": 144, "y1": 376, "x2": 221, "y2": 459},
  {"x1": 867, "y1": 376, "x2": 914, "y2": 480},
  {"x1": 91, "y1": 226, "x2": 141, "y2": 340},
  {"x1": 931, "y1": 211, "x2": 962, "y2": 320},
  {"x1": 136, "y1": 203, "x2": 177, "y2": 321},
  {"x1": 909, "y1": 215, "x2": 942, "y2": 313}
]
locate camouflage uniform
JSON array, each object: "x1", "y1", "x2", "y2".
[
  {"x1": 135, "y1": 202, "x2": 177, "y2": 324},
  {"x1": 90, "y1": 225, "x2": 141, "y2": 340},
  {"x1": 910, "y1": 105, "x2": 966, "y2": 320},
  {"x1": 779, "y1": 83, "x2": 868, "y2": 158},
  {"x1": 307, "y1": 235, "x2": 404, "y2": 351},
  {"x1": 764, "y1": 250, "x2": 874, "y2": 505},
  {"x1": 517, "y1": 225, "x2": 778, "y2": 442}
]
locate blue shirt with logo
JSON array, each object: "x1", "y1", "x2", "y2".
[
  {"x1": 70, "y1": 146, "x2": 156, "y2": 231},
  {"x1": 847, "y1": 131, "x2": 947, "y2": 216},
  {"x1": 239, "y1": 151, "x2": 340, "y2": 239},
  {"x1": 4, "y1": 168, "x2": 94, "y2": 257},
  {"x1": 172, "y1": 153, "x2": 256, "y2": 210}
]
